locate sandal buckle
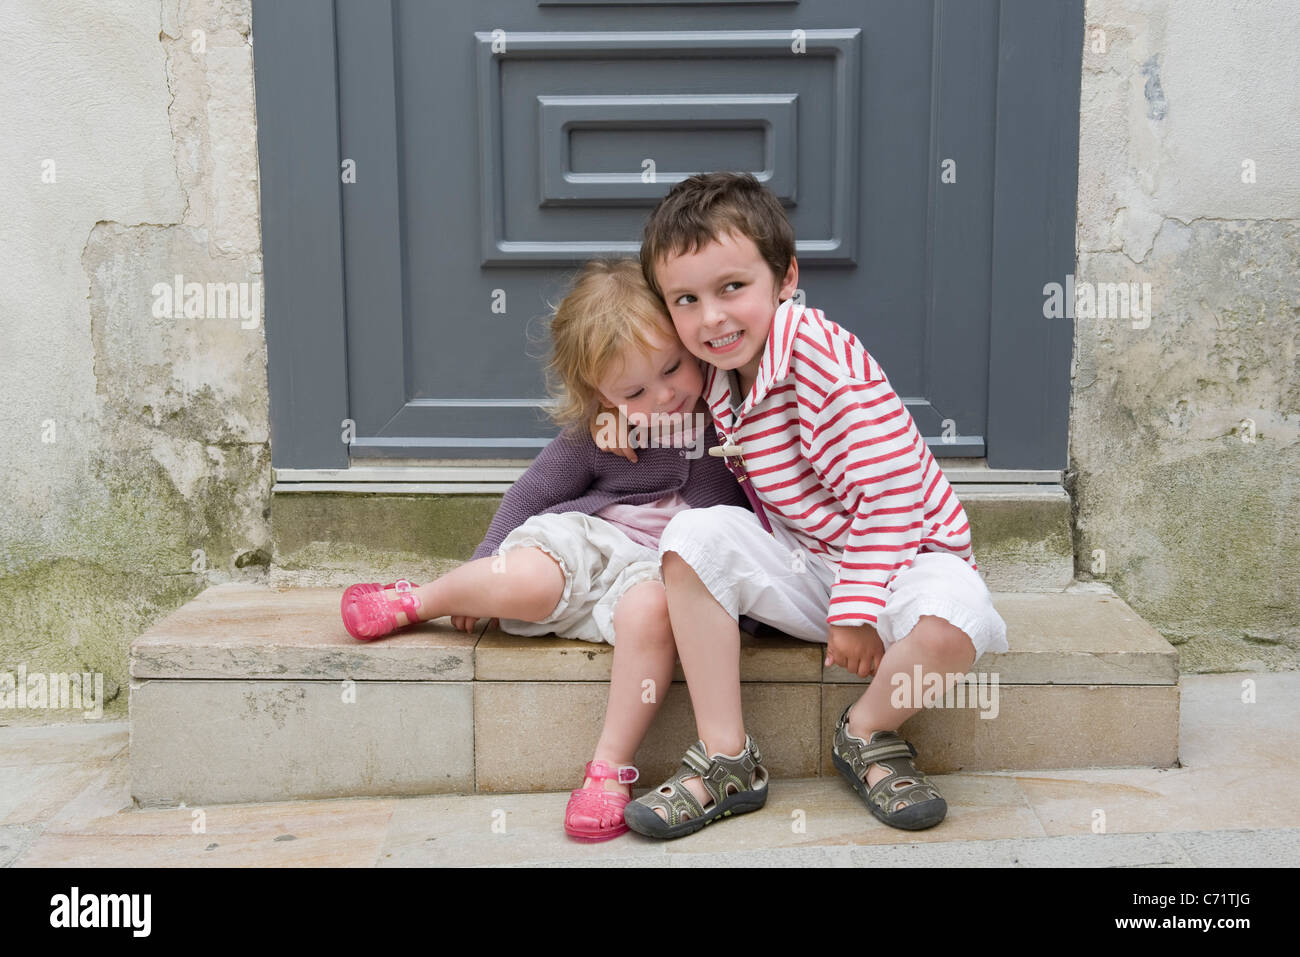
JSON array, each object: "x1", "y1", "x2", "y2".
[{"x1": 617, "y1": 766, "x2": 639, "y2": 784}]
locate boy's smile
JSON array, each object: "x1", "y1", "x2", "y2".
[{"x1": 654, "y1": 229, "x2": 798, "y2": 400}]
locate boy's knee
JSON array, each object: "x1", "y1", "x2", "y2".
[
  {"x1": 613, "y1": 581, "x2": 673, "y2": 643},
  {"x1": 911, "y1": 615, "x2": 977, "y2": 660}
]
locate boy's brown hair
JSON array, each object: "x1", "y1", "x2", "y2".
[
  {"x1": 639, "y1": 171, "x2": 796, "y2": 304},
  {"x1": 542, "y1": 257, "x2": 678, "y2": 439}
]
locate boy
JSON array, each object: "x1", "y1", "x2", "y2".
[{"x1": 617, "y1": 172, "x2": 1009, "y2": 838}]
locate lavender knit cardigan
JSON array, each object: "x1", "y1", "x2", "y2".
[{"x1": 470, "y1": 420, "x2": 751, "y2": 562}]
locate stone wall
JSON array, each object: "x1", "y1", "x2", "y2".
[
  {"x1": 1072, "y1": 0, "x2": 1299, "y2": 669},
  {"x1": 0, "y1": 0, "x2": 268, "y2": 723}
]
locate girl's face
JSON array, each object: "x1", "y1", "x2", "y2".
[{"x1": 595, "y1": 327, "x2": 705, "y2": 426}]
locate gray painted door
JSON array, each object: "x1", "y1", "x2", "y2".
[{"x1": 253, "y1": 0, "x2": 1082, "y2": 469}]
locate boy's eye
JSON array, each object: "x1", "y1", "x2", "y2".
[
  {"x1": 726, "y1": 281, "x2": 743, "y2": 291},
  {"x1": 665, "y1": 361, "x2": 680, "y2": 374}
]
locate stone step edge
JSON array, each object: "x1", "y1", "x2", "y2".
[
  {"x1": 129, "y1": 645, "x2": 1180, "y2": 686},
  {"x1": 128, "y1": 584, "x2": 1180, "y2": 686}
]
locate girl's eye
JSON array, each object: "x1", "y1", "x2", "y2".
[
  {"x1": 674, "y1": 294, "x2": 696, "y2": 306},
  {"x1": 665, "y1": 361, "x2": 680, "y2": 375},
  {"x1": 725, "y1": 281, "x2": 743, "y2": 292}
]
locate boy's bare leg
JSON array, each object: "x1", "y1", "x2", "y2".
[
  {"x1": 583, "y1": 580, "x2": 678, "y2": 795},
  {"x1": 845, "y1": 615, "x2": 977, "y2": 808},
  {"x1": 654, "y1": 549, "x2": 747, "y2": 817},
  {"x1": 377, "y1": 547, "x2": 566, "y2": 626}
]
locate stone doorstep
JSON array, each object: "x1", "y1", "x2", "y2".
[
  {"x1": 127, "y1": 678, "x2": 1179, "y2": 805},
  {"x1": 474, "y1": 681, "x2": 1180, "y2": 793},
  {"x1": 126, "y1": 583, "x2": 1182, "y2": 804},
  {"x1": 132, "y1": 584, "x2": 1179, "y2": 686},
  {"x1": 128, "y1": 678, "x2": 475, "y2": 807}
]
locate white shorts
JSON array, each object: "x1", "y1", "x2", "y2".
[
  {"x1": 657, "y1": 505, "x2": 1009, "y2": 661},
  {"x1": 494, "y1": 512, "x2": 663, "y2": 646}
]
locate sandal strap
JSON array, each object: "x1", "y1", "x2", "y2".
[
  {"x1": 851, "y1": 735, "x2": 915, "y2": 762},
  {"x1": 585, "y1": 760, "x2": 639, "y2": 784},
  {"x1": 834, "y1": 708, "x2": 927, "y2": 783},
  {"x1": 684, "y1": 737, "x2": 765, "y2": 807},
  {"x1": 681, "y1": 743, "x2": 713, "y2": 777},
  {"x1": 865, "y1": 757, "x2": 942, "y2": 811}
]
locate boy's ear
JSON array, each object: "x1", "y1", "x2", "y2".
[{"x1": 779, "y1": 255, "x2": 799, "y2": 300}]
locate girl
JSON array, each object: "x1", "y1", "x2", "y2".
[{"x1": 339, "y1": 258, "x2": 752, "y2": 841}]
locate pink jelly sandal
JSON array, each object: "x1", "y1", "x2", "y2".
[
  {"x1": 564, "y1": 760, "x2": 640, "y2": 842},
  {"x1": 341, "y1": 579, "x2": 423, "y2": 641},
  {"x1": 341, "y1": 580, "x2": 409, "y2": 605}
]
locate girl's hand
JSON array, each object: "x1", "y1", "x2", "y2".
[
  {"x1": 824, "y1": 623, "x2": 885, "y2": 678},
  {"x1": 450, "y1": 616, "x2": 498, "y2": 635},
  {"x1": 590, "y1": 406, "x2": 638, "y2": 463}
]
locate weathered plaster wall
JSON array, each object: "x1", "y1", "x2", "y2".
[
  {"x1": 0, "y1": 0, "x2": 268, "y2": 723},
  {"x1": 1073, "y1": 0, "x2": 1299, "y2": 670}
]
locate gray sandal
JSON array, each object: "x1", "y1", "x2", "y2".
[
  {"x1": 623, "y1": 736, "x2": 769, "y2": 839},
  {"x1": 831, "y1": 705, "x2": 948, "y2": 830}
]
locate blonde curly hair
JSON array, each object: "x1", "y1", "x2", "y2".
[{"x1": 542, "y1": 258, "x2": 680, "y2": 440}]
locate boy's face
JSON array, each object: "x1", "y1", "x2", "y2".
[{"x1": 654, "y1": 229, "x2": 798, "y2": 398}]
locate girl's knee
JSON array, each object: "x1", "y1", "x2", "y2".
[
  {"x1": 513, "y1": 545, "x2": 564, "y2": 578},
  {"x1": 498, "y1": 545, "x2": 566, "y2": 613}
]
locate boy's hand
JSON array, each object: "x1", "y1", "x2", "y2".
[
  {"x1": 824, "y1": 622, "x2": 885, "y2": 678},
  {"x1": 590, "y1": 405, "x2": 638, "y2": 463}
]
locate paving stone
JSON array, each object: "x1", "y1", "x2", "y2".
[{"x1": 129, "y1": 679, "x2": 473, "y2": 805}]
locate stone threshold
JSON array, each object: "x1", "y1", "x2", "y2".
[
  {"x1": 125, "y1": 583, "x2": 1181, "y2": 806},
  {"x1": 130, "y1": 584, "x2": 1177, "y2": 686}
]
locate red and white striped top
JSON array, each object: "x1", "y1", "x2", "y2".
[{"x1": 702, "y1": 300, "x2": 978, "y2": 628}]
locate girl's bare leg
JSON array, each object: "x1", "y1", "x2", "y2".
[{"x1": 380, "y1": 548, "x2": 566, "y2": 626}]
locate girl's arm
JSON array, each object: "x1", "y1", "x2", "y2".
[{"x1": 470, "y1": 427, "x2": 598, "y2": 562}]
